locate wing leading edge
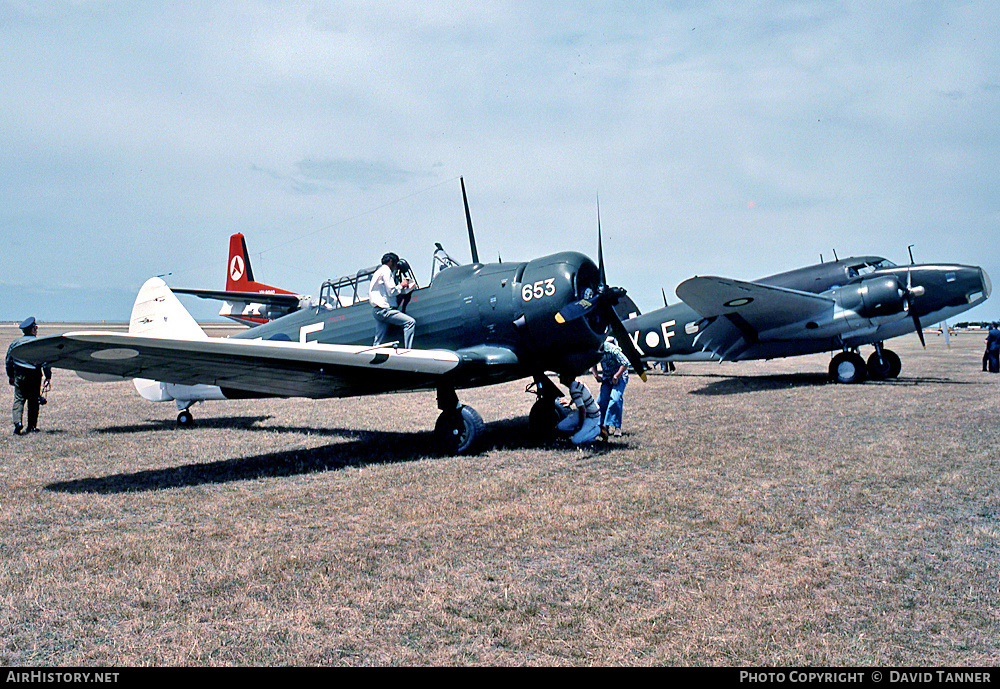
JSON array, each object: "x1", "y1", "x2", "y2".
[{"x1": 12, "y1": 332, "x2": 466, "y2": 399}]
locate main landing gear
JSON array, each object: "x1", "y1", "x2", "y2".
[
  {"x1": 433, "y1": 376, "x2": 573, "y2": 453},
  {"x1": 865, "y1": 345, "x2": 902, "y2": 381},
  {"x1": 434, "y1": 385, "x2": 484, "y2": 455},
  {"x1": 526, "y1": 374, "x2": 571, "y2": 442},
  {"x1": 828, "y1": 344, "x2": 901, "y2": 384}
]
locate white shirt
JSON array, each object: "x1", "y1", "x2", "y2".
[{"x1": 368, "y1": 264, "x2": 404, "y2": 310}]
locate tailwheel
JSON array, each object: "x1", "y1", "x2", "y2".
[
  {"x1": 176, "y1": 409, "x2": 195, "y2": 427},
  {"x1": 435, "y1": 405, "x2": 484, "y2": 455},
  {"x1": 829, "y1": 351, "x2": 867, "y2": 384},
  {"x1": 867, "y1": 349, "x2": 902, "y2": 380}
]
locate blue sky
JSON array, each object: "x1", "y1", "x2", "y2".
[{"x1": 2, "y1": 1, "x2": 997, "y2": 323}]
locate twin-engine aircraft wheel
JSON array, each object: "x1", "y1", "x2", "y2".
[
  {"x1": 176, "y1": 410, "x2": 195, "y2": 427},
  {"x1": 866, "y1": 349, "x2": 902, "y2": 380},
  {"x1": 829, "y1": 351, "x2": 867, "y2": 384},
  {"x1": 435, "y1": 405, "x2": 484, "y2": 455}
]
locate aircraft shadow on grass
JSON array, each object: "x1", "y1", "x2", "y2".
[
  {"x1": 47, "y1": 416, "x2": 607, "y2": 494},
  {"x1": 688, "y1": 371, "x2": 976, "y2": 396},
  {"x1": 95, "y1": 415, "x2": 277, "y2": 434}
]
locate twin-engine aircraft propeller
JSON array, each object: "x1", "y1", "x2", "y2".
[
  {"x1": 554, "y1": 207, "x2": 648, "y2": 381},
  {"x1": 902, "y1": 268, "x2": 927, "y2": 347}
]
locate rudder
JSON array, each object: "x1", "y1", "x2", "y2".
[{"x1": 129, "y1": 277, "x2": 207, "y2": 340}]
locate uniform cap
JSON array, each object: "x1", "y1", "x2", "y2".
[{"x1": 19, "y1": 316, "x2": 36, "y2": 332}]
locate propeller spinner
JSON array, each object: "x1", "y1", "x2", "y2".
[{"x1": 554, "y1": 211, "x2": 647, "y2": 381}]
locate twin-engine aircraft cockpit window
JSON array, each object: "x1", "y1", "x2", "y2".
[{"x1": 848, "y1": 258, "x2": 897, "y2": 278}]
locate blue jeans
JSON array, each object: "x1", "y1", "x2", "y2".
[{"x1": 598, "y1": 376, "x2": 627, "y2": 428}]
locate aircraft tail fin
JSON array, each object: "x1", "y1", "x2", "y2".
[
  {"x1": 130, "y1": 276, "x2": 207, "y2": 402},
  {"x1": 225, "y1": 232, "x2": 297, "y2": 296},
  {"x1": 130, "y1": 277, "x2": 207, "y2": 340},
  {"x1": 226, "y1": 232, "x2": 256, "y2": 291}
]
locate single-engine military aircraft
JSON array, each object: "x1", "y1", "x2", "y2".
[
  {"x1": 11, "y1": 184, "x2": 646, "y2": 454},
  {"x1": 622, "y1": 254, "x2": 991, "y2": 383}
]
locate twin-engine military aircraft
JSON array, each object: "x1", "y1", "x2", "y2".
[
  {"x1": 12, "y1": 185, "x2": 645, "y2": 454},
  {"x1": 623, "y1": 254, "x2": 991, "y2": 383}
]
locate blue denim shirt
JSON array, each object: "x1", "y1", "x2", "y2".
[{"x1": 598, "y1": 341, "x2": 629, "y2": 382}]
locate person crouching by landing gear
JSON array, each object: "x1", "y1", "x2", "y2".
[
  {"x1": 555, "y1": 373, "x2": 602, "y2": 445},
  {"x1": 6, "y1": 317, "x2": 51, "y2": 435}
]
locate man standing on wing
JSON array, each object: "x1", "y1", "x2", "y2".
[{"x1": 369, "y1": 252, "x2": 416, "y2": 349}]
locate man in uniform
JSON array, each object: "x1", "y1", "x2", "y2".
[
  {"x1": 6, "y1": 317, "x2": 51, "y2": 435},
  {"x1": 985, "y1": 322, "x2": 1000, "y2": 373}
]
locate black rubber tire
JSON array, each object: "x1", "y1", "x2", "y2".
[
  {"x1": 829, "y1": 351, "x2": 867, "y2": 384},
  {"x1": 528, "y1": 398, "x2": 569, "y2": 442},
  {"x1": 435, "y1": 405, "x2": 485, "y2": 455}
]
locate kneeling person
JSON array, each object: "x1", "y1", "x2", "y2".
[{"x1": 557, "y1": 374, "x2": 602, "y2": 445}]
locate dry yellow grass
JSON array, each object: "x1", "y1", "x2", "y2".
[{"x1": 2, "y1": 324, "x2": 998, "y2": 666}]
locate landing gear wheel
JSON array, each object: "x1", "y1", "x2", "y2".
[
  {"x1": 528, "y1": 397, "x2": 569, "y2": 442},
  {"x1": 829, "y1": 351, "x2": 867, "y2": 384},
  {"x1": 435, "y1": 405, "x2": 484, "y2": 455},
  {"x1": 176, "y1": 409, "x2": 195, "y2": 427},
  {"x1": 866, "y1": 349, "x2": 901, "y2": 380},
  {"x1": 884, "y1": 349, "x2": 901, "y2": 378}
]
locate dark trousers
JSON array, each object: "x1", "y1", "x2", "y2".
[
  {"x1": 986, "y1": 350, "x2": 1000, "y2": 373},
  {"x1": 12, "y1": 371, "x2": 42, "y2": 429}
]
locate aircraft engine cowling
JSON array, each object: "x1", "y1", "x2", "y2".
[
  {"x1": 845, "y1": 276, "x2": 907, "y2": 319},
  {"x1": 516, "y1": 252, "x2": 607, "y2": 375}
]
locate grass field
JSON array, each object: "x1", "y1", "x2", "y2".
[{"x1": 2, "y1": 324, "x2": 998, "y2": 666}]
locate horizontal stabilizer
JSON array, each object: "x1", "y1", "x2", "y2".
[{"x1": 173, "y1": 288, "x2": 301, "y2": 308}]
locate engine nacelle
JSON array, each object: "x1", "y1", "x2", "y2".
[{"x1": 841, "y1": 276, "x2": 907, "y2": 319}]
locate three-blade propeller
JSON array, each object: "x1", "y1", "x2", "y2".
[
  {"x1": 902, "y1": 268, "x2": 927, "y2": 347},
  {"x1": 554, "y1": 206, "x2": 647, "y2": 381}
]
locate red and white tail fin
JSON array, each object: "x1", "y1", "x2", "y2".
[{"x1": 226, "y1": 233, "x2": 297, "y2": 297}]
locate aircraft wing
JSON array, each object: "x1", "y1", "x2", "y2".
[
  {"x1": 677, "y1": 276, "x2": 834, "y2": 327},
  {"x1": 676, "y1": 277, "x2": 835, "y2": 358},
  {"x1": 11, "y1": 331, "x2": 469, "y2": 399}
]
